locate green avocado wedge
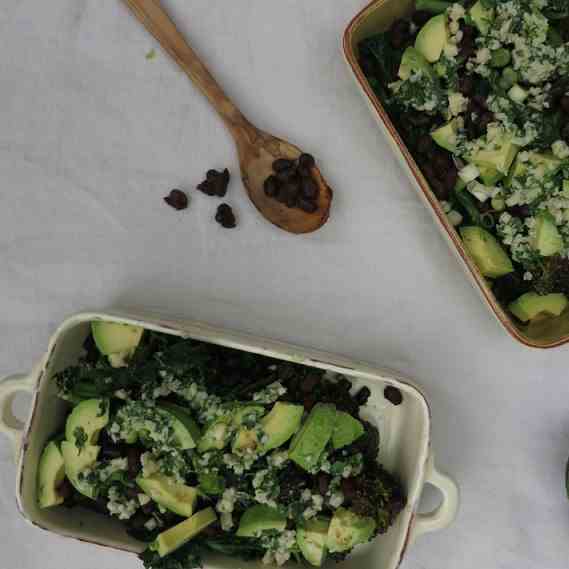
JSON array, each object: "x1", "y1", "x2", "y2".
[
  {"x1": 326, "y1": 508, "x2": 376, "y2": 553},
  {"x1": 65, "y1": 399, "x2": 109, "y2": 447},
  {"x1": 297, "y1": 517, "x2": 331, "y2": 566},
  {"x1": 151, "y1": 507, "x2": 217, "y2": 558},
  {"x1": 60, "y1": 441, "x2": 100, "y2": 499},
  {"x1": 332, "y1": 412, "x2": 365, "y2": 450},
  {"x1": 37, "y1": 441, "x2": 66, "y2": 508},
  {"x1": 137, "y1": 473, "x2": 198, "y2": 518},
  {"x1": 236, "y1": 504, "x2": 287, "y2": 537},
  {"x1": 289, "y1": 403, "x2": 337, "y2": 472}
]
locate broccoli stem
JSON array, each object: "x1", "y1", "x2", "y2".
[{"x1": 415, "y1": 0, "x2": 452, "y2": 14}]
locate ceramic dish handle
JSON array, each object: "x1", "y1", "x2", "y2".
[
  {"x1": 409, "y1": 452, "x2": 460, "y2": 544},
  {"x1": 0, "y1": 368, "x2": 38, "y2": 462}
]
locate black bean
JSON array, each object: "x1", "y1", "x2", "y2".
[
  {"x1": 508, "y1": 205, "x2": 531, "y2": 218},
  {"x1": 444, "y1": 168, "x2": 458, "y2": 192},
  {"x1": 416, "y1": 134, "x2": 434, "y2": 155},
  {"x1": 301, "y1": 177, "x2": 318, "y2": 200},
  {"x1": 471, "y1": 95, "x2": 488, "y2": 110},
  {"x1": 101, "y1": 446, "x2": 123, "y2": 460},
  {"x1": 459, "y1": 75, "x2": 474, "y2": 96},
  {"x1": 142, "y1": 502, "x2": 155, "y2": 515},
  {"x1": 355, "y1": 386, "x2": 371, "y2": 406},
  {"x1": 421, "y1": 163, "x2": 436, "y2": 183},
  {"x1": 562, "y1": 122, "x2": 569, "y2": 142},
  {"x1": 197, "y1": 169, "x2": 230, "y2": 197},
  {"x1": 300, "y1": 374, "x2": 320, "y2": 393},
  {"x1": 340, "y1": 478, "x2": 357, "y2": 501},
  {"x1": 390, "y1": 19, "x2": 411, "y2": 48},
  {"x1": 264, "y1": 175, "x2": 279, "y2": 198},
  {"x1": 412, "y1": 11, "x2": 431, "y2": 27},
  {"x1": 57, "y1": 478, "x2": 74, "y2": 501},
  {"x1": 129, "y1": 512, "x2": 148, "y2": 531},
  {"x1": 318, "y1": 473, "x2": 330, "y2": 495},
  {"x1": 298, "y1": 153, "x2": 316, "y2": 170},
  {"x1": 459, "y1": 43, "x2": 476, "y2": 60},
  {"x1": 303, "y1": 395, "x2": 316, "y2": 411},
  {"x1": 215, "y1": 203, "x2": 237, "y2": 228},
  {"x1": 127, "y1": 447, "x2": 143, "y2": 479},
  {"x1": 430, "y1": 178, "x2": 449, "y2": 201},
  {"x1": 384, "y1": 386, "x2": 403, "y2": 406},
  {"x1": 433, "y1": 152, "x2": 451, "y2": 172},
  {"x1": 461, "y1": 24, "x2": 476, "y2": 38},
  {"x1": 273, "y1": 158, "x2": 295, "y2": 172},
  {"x1": 560, "y1": 95, "x2": 569, "y2": 114},
  {"x1": 163, "y1": 189, "x2": 189, "y2": 210},
  {"x1": 125, "y1": 486, "x2": 139, "y2": 500},
  {"x1": 276, "y1": 167, "x2": 298, "y2": 184},
  {"x1": 478, "y1": 111, "x2": 494, "y2": 132},
  {"x1": 298, "y1": 198, "x2": 318, "y2": 213}
]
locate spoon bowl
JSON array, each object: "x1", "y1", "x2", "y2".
[{"x1": 123, "y1": 0, "x2": 332, "y2": 234}]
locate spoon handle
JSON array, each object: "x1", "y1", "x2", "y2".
[{"x1": 122, "y1": 0, "x2": 250, "y2": 135}]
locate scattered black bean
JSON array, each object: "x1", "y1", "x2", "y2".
[
  {"x1": 355, "y1": 386, "x2": 371, "y2": 406},
  {"x1": 163, "y1": 189, "x2": 189, "y2": 211},
  {"x1": 412, "y1": 10, "x2": 431, "y2": 27},
  {"x1": 197, "y1": 168, "x2": 230, "y2": 197},
  {"x1": 389, "y1": 19, "x2": 410, "y2": 49},
  {"x1": 263, "y1": 153, "x2": 320, "y2": 213},
  {"x1": 384, "y1": 386, "x2": 403, "y2": 406},
  {"x1": 57, "y1": 478, "x2": 74, "y2": 501},
  {"x1": 318, "y1": 473, "x2": 331, "y2": 496},
  {"x1": 298, "y1": 153, "x2": 316, "y2": 172},
  {"x1": 444, "y1": 168, "x2": 458, "y2": 193},
  {"x1": 264, "y1": 175, "x2": 279, "y2": 198},
  {"x1": 416, "y1": 134, "x2": 434, "y2": 155},
  {"x1": 273, "y1": 158, "x2": 295, "y2": 172},
  {"x1": 301, "y1": 177, "x2": 318, "y2": 200},
  {"x1": 341, "y1": 478, "x2": 358, "y2": 501},
  {"x1": 562, "y1": 122, "x2": 569, "y2": 142},
  {"x1": 142, "y1": 501, "x2": 155, "y2": 515},
  {"x1": 298, "y1": 198, "x2": 318, "y2": 213},
  {"x1": 561, "y1": 95, "x2": 569, "y2": 115},
  {"x1": 127, "y1": 447, "x2": 143, "y2": 479},
  {"x1": 215, "y1": 203, "x2": 237, "y2": 228},
  {"x1": 458, "y1": 75, "x2": 474, "y2": 96},
  {"x1": 300, "y1": 373, "x2": 320, "y2": 393}
]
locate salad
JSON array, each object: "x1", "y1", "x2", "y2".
[
  {"x1": 37, "y1": 322, "x2": 406, "y2": 569},
  {"x1": 359, "y1": 0, "x2": 569, "y2": 324}
]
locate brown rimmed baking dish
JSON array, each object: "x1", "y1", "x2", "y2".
[{"x1": 343, "y1": 0, "x2": 569, "y2": 349}]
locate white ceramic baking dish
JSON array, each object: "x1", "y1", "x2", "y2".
[
  {"x1": 342, "y1": 0, "x2": 569, "y2": 349},
  {"x1": 0, "y1": 311, "x2": 459, "y2": 569}
]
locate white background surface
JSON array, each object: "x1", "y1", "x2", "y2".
[{"x1": 1, "y1": 1, "x2": 568, "y2": 568}]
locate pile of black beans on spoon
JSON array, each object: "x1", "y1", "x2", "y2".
[{"x1": 263, "y1": 153, "x2": 319, "y2": 212}]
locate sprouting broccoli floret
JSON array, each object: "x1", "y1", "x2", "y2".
[{"x1": 348, "y1": 463, "x2": 406, "y2": 534}]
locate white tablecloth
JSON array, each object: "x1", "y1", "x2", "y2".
[{"x1": 1, "y1": 2, "x2": 568, "y2": 568}]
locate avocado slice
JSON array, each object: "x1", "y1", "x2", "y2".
[
  {"x1": 236, "y1": 504, "x2": 287, "y2": 537},
  {"x1": 470, "y1": 0, "x2": 494, "y2": 34},
  {"x1": 398, "y1": 46, "x2": 434, "y2": 80},
  {"x1": 332, "y1": 412, "x2": 365, "y2": 450},
  {"x1": 326, "y1": 508, "x2": 376, "y2": 553},
  {"x1": 198, "y1": 416, "x2": 232, "y2": 452},
  {"x1": 532, "y1": 213, "x2": 563, "y2": 257},
  {"x1": 157, "y1": 402, "x2": 201, "y2": 447},
  {"x1": 137, "y1": 473, "x2": 199, "y2": 518},
  {"x1": 468, "y1": 134, "x2": 519, "y2": 178},
  {"x1": 297, "y1": 517, "x2": 331, "y2": 567},
  {"x1": 415, "y1": 14, "x2": 449, "y2": 63},
  {"x1": 289, "y1": 404, "x2": 336, "y2": 472},
  {"x1": 478, "y1": 164, "x2": 504, "y2": 186},
  {"x1": 61, "y1": 441, "x2": 100, "y2": 499},
  {"x1": 431, "y1": 120, "x2": 458, "y2": 153},
  {"x1": 460, "y1": 226, "x2": 514, "y2": 278},
  {"x1": 65, "y1": 399, "x2": 109, "y2": 447},
  {"x1": 91, "y1": 321, "x2": 144, "y2": 366},
  {"x1": 151, "y1": 507, "x2": 217, "y2": 558},
  {"x1": 261, "y1": 402, "x2": 304, "y2": 453},
  {"x1": 509, "y1": 292, "x2": 568, "y2": 322},
  {"x1": 37, "y1": 441, "x2": 66, "y2": 508}
]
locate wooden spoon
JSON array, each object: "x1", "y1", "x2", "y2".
[{"x1": 122, "y1": 0, "x2": 332, "y2": 234}]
